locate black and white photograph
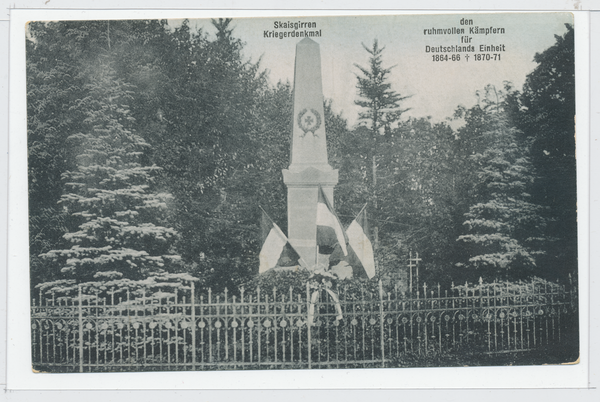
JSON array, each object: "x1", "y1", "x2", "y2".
[{"x1": 24, "y1": 12, "x2": 579, "y2": 374}]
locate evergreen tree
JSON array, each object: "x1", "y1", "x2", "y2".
[
  {"x1": 39, "y1": 61, "x2": 180, "y2": 283},
  {"x1": 456, "y1": 86, "x2": 546, "y2": 281},
  {"x1": 354, "y1": 40, "x2": 409, "y2": 139},
  {"x1": 27, "y1": 20, "x2": 178, "y2": 288},
  {"x1": 354, "y1": 39, "x2": 410, "y2": 249}
]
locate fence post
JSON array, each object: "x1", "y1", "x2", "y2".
[
  {"x1": 409, "y1": 251, "x2": 413, "y2": 296},
  {"x1": 191, "y1": 282, "x2": 196, "y2": 370},
  {"x1": 306, "y1": 281, "x2": 311, "y2": 369},
  {"x1": 78, "y1": 284, "x2": 83, "y2": 373},
  {"x1": 379, "y1": 279, "x2": 385, "y2": 368}
]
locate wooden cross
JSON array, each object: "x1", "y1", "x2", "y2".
[{"x1": 408, "y1": 251, "x2": 422, "y2": 295}]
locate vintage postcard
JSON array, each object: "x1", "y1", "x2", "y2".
[{"x1": 21, "y1": 11, "x2": 580, "y2": 379}]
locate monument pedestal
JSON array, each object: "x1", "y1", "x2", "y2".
[{"x1": 283, "y1": 166, "x2": 338, "y2": 267}]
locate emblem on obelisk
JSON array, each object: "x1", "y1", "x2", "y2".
[{"x1": 297, "y1": 108, "x2": 321, "y2": 136}]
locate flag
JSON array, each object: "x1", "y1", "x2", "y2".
[
  {"x1": 346, "y1": 205, "x2": 376, "y2": 279},
  {"x1": 259, "y1": 208, "x2": 302, "y2": 274},
  {"x1": 316, "y1": 187, "x2": 348, "y2": 255}
]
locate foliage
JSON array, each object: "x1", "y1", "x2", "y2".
[
  {"x1": 27, "y1": 19, "x2": 577, "y2": 294},
  {"x1": 354, "y1": 39, "x2": 410, "y2": 139},
  {"x1": 140, "y1": 19, "x2": 293, "y2": 291},
  {"x1": 353, "y1": 39, "x2": 411, "y2": 258},
  {"x1": 519, "y1": 24, "x2": 577, "y2": 280},
  {"x1": 34, "y1": 270, "x2": 199, "y2": 306},
  {"x1": 451, "y1": 276, "x2": 564, "y2": 297},
  {"x1": 38, "y1": 61, "x2": 181, "y2": 283},
  {"x1": 27, "y1": 21, "x2": 88, "y2": 286},
  {"x1": 379, "y1": 117, "x2": 463, "y2": 282},
  {"x1": 454, "y1": 85, "x2": 547, "y2": 281},
  {"x1": 27, "y1": 20, "x2": 176, "y2": 288}
]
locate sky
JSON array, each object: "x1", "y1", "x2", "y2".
[{"x1": 176, "y1": 13, "x2": 572, "y2": 126}]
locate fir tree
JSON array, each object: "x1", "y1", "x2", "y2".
[
  {"x1": 354, "y1": 40, "x2": 409, "y2": 139},
  {"x1": 456, "y1": 86, "x2": 546, "y2": 280},
  {"x1": 354, "y1": 39, "x2": 410, "y2": 249},
  {"x1": 40, "y1": 61, "x2": 180, "y2": 283}
]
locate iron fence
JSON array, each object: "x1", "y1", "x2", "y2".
[{"x1": 31, "y1": 279, "x2": 578, "y2": 372}]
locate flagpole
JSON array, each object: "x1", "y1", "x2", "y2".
[
  {"x1": 358, "y1": 203, "x2": 368, "y2": 216},
  {"x1": 315, "y1": 245, "x2": 319, "y2": 270}
]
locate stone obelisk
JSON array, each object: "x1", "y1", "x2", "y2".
[{"x1": 282, "y1": 38, "x2": 338, "y2": 268}]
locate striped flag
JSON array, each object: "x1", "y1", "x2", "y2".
[
  {"x1": 259, "y1": 208, "x2": 302, "y2": 274},
  {"x1": 346, "y1": 205, "x2": 376, "y2": 279},
  {"x1": 316, "y1": 187, "x2": 348, "y2": 256}
]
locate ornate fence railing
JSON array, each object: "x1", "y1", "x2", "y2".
[{"x1": 31, "y1": 280, "x2": 578, "y2": 372}]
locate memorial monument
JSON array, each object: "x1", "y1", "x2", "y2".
[{"x1": 282, "y1": 38, "x2": 339, "y2": 267}]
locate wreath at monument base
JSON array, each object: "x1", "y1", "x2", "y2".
[{"x1": 307, "y1": 269, "x2": 343, "y2": 325}]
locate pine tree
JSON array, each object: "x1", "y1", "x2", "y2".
[
  {"x1": 354, "y1": 39, "x2": 410, "y2": 249},
  {"x1": 354, "y1": 40, "x2": 409, "y2": 139},
  {"x1": 40, "y1": 61, "x2": 180, "y2": 283},
  {"x1": 456, "y1": 86, "x2": 546, "y2": 280}
]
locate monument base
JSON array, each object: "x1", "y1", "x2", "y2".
[{"x1": 283, "y1": 166, "x2": 338, "y2": 268}]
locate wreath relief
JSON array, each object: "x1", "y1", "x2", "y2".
[{"x1": 297, "y1": 108, "x2": 322, "y2": 137}]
